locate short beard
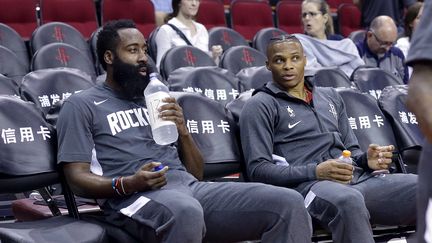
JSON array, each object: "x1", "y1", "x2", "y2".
[{"x1": 112, "y1": 56, "x2": 150, "y2": 100}]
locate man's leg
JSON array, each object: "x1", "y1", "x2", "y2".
[
  {"x1": 415, "y1": 142, "x2": 431, "y2": 243},
  {"x1": 193, "y1": 181, "x2": 312, "y2": 243},
  {"x1": 306, "y1": 181, "x2": 374, "y2": 243},
  {"x1": 103, "y1": 171, "x2": 206, "y2": 243},
  {"x1": 353, "y1": 173, "x2": 417, "y2": 226}
]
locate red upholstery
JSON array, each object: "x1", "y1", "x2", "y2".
[
  {"x1": 102, "y1": 0, "x2": 156, "y2": 38},
  {"x1": 40, "y1": 0, "x2": 98, "y2": 39},
  {"x1": 196, "y1": 0, "x2": 227, "y2": 30},
  {"x1": 276, "y1": 1, "x2": 303, "y2": 34},
  {"x1": 230, "y1": 0, "x2": 273, "y2": 41},
  {"x1": 0, "y1": 0, "x2": 39, "y2": 40},
  {"x1": 337, "y1": 3, "x2": 361, "y2": 37},
  {"x1": 326, "y1": 0, "x2": 352, "y2": 9}
]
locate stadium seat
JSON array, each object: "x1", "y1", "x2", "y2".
[
  {"x1": 171, "y1": 91, "x2": 243, "y2": 180},
  {"x1": 348, "y1": 29, "x2": 366, "y2": 43},
  {"x1": 167, "y1": 66, "x2": 240, "y2": 106},
  {"x1": 0, "y1": 45, "x2": 29, "y2": 84},
  {"x1": 31, "y1": 42, "x2": 97, "y2": 79},
  {"x1": 0, "y1": 95, "x2": 107, "y2": 243},
  {"x1": 101, "y1": 0, "x2": 156, "y2": 38},
  {"x1": 0, "y1": 0, "x2": 39, "y2": 40},
  {"x1": 0, "y1": 74, "x2": 19, "y2": 96},
  {"x1": 236, "y1": 65, "x2": 272, "y2": 92},
  {"x1": 336, "y1": 88, "x2": 406, "y2": 173},
  {"x1": 225, "y1": 89, "x2": 253, "y2": 124},
  {"x1": 40, "y1": 0, "x2": 98, "y2": 39},
  {"x1": 337, "y1": 3, "x2": 361, "y2": 37},
  {"x1": 159, "y1": 45, "x2": 216, "y2": 80},
  {"x1": 0, "y1": 23, "x2": 30, "y2": 69},
  {"x1": 378, "y1": 85, "x2": 423, "y2": 173},
  {"x1": 30, "y1": 22, "x2": 93, "y2": 61},
  {"x1": 252, "y1": 27, "x2": 289, "y2": 54},
  {"x1": 196, "y1": 0, "x2": 227, "y2": 30},
  {"x1": 312, "y1": 67, "x2": 354, "y2": 88},
  {"x1": 208, "y1": 27, "x2": 249, "y2": 53},
  {"x1": 230, "y1": 0, "x2": 274, "y2": 41},
  {"x1": 326, "y1": 0, "x2": 352, "y2": 9},
  {"x1": 20, "y1": 68, "x2": 94, "y2": 123},
  {"x1": 351, "y1": 67, "x2": 404, "y2": 99},
  {"x1": 219, "y1": 46, "x2": 267, "y2": 75},
  {"x1": 146, "y1": 26, "x2": 160, "y2": 63},
  {"x1": 275, "y1": 0, "x2": 303, "y2": 34}
]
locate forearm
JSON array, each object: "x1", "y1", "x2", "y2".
[
  {"x1": 248, "y1": 159, "x2": 317, "y2": 187},
  {"x1": 178, "y1": 132, "x2": 204, "y2": 180}
]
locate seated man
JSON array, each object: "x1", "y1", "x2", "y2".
[
  {"x1": 355, "y1": 15, "x2": 409, "y2": 83},
  {"x1": 239, "y1": 34, "x2": 417, "y2": 243},
  {"x1": 56, "y1": 19, "x2": 312, "y2": 243}
]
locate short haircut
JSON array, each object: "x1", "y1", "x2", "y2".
[
  {"x1": 96, "y1": 19, "x2": 137, "y2": 70},
  {"x1": 266, "y1": 34, "x2": 303, "y2": 55}
]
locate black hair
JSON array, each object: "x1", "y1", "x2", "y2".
[
  {"x1": 96, "y1": 19, "x2": 137, "y2": 70},
  {"x1": 267, "y1": 35, "x2": 303, "y2": 55},
  {"x1": 404, "y1": 2, "x2": 423, "y2": 39}
]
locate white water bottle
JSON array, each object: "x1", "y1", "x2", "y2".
[
  {"x1": 338, "y1": 150, "x2": 353, "y2": 164},
  {"x1": 144, "y1": 73, "x2": 178, "y2": 145}
]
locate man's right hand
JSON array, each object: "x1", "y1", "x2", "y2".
[
  {"x1": 316, "y1": 160, "x2": 354, "y2": 184},
  {"x1": 124, "y1": 162, "x2": 168, "y2": 194}
]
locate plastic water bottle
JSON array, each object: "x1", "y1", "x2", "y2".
[
  {"x1": 144, "y1": 73, "x2": 178, "y2": 145},
  {"x1": 338, "y1": 150, "x2": 353, "y2": 164}
]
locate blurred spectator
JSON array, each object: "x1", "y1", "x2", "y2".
[
  {"x1": 355, "y1": 15, "x2": 408, "y2": 83},
  {"x1": 395, "y1": 1, "x2": 423, "y2": 58},
  {"x1": 152, "y1": 0, "x2": 173, "y2": 26},
  {"x1": 353, "y1": 0, "x2": 416, "y2": 34},
  {"x1": 302, "y1": 0, "x2": 343, "y2": 40},
  {"x1": 154, "y1": 0, "x2": 222, "y2": 69}
]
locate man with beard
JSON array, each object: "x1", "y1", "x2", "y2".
[
  {"x1": 56, "y1": 19, "x2": 313, "y2": 243},
  {"x1": 355, "y1": 15, "x2": 409, "y2": 83}
]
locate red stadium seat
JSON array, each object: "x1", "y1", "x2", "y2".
[
  {"x1": 0, "y1": 0, "x2": 39, "y2": 40},
  {"x1": 337, "y1": 3, "x2": 361, "y2": 37},
  {"x1": 101, "y1": 0, "x2": 156, "y2": 38},
  {"x1": 230, "y1": 0, "x2": 274, "y2": 41},
  {"x1": 196, "y1": 0, "x2": 227, "y2": 30},
  {"x1": 275, "y1": 0, "x2": 303, "y2": 34},
  {"x1": 40, "y1": 0, "x2": 98, "y2": 39}
]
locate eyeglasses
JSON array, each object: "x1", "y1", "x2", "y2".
[
  {"x1": 301, "y1": 11, "x2": 322, "y2": 18},
  {"x1": 370, "y1": 31, "x2": 395, "y2": 48}
]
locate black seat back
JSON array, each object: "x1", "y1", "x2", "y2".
[
  {"x1": 172, "y1": 92, "x2": 242, "y2": 180},
  {"x1": 167, "y1": 66, "x2": 239, "y2": 106},
  {"x1": 219, "y1": 45, "x2": 267, "y2": 75},
  {"x1": 208, "y1": 26, "x2": 249, "y2": 52},
  {"x1": 351, "y1": 67, "x2": 403, "y2": 99},
  {"x1": 31, "y1": 42, "x2": 97, "y2": 79},
  {"x1": 0, "y1": 23, "x2": 29, "y2": 69},
  {"x1": 236, "y1": 65, "x2": 272, "y2": 92},
  {"x1": 160, "y1": 45, "x2": 216, "y2": 80},
  {"x1": 252, "y1": 27, "x2": 288, "y2": 54},
  {"x1": 20, "y1": 67, "x2": 94, "y2": 122},
  {"x1": 0, "y1": 74, "x2": 19, "y2": 96},
  {"x1": 0, "y1": 45, "x2": 29, "y2": 84},
  {"x1": 313, "y1": 67, "x2": 353, "y2": 88}
]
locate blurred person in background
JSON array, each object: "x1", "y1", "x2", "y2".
[
  {"x1": 301, "y1": 0, "x2": 343, "y2": 40},
  {"x1": 155, "y1": 0, "x2": 222, "y2": 69}
]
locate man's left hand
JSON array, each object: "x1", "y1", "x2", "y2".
[
  {"x1": 367, "y1": 144, "x2": 394, "y2": 171},
  {"x1": 159, "y1": 97, "x2": 189, "y2": 136}
]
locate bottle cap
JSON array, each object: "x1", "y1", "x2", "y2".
[
  {"x1": 342, "y1": 150, "x2": 351, "y2": 157},
  {"x1": 153, "y1": 164, "x2": 164, "y2": 172}
]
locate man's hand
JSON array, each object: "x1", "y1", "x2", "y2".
[
  {"x1": 124, "y1": 162, "x2": 169, "y2": 194},
  {"x1": 367, "y1": 144, "x2": 394, "y2": 171},
  {"x1": 160, "y1": 97, "x2": 189, "y2": 136},
  {"x1": 316, "y1": 160, "x2": 354, "y2": 184}
]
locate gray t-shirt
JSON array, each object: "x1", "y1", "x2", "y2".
[{"x1": 57, "y1": 83, "x2": 185, "y2": 177}]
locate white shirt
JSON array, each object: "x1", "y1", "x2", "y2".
[
  {"x1": 395, "y1": 37, "x2": 413, "y2": 77},
  {"x1": 155, "y1": 17, "x2": 210, "y2": 69}
]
